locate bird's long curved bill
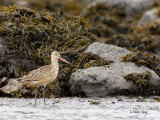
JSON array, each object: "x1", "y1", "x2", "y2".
[{"x1": 59, "y1": 57, "x2": 71, "y2": 64}]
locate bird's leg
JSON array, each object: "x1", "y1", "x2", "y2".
[
  {"x1": 34, "y1": 86, "x2": 39, "y2": 107},
  {"x1": 43, "y1": 86, "x2": 46, "y2": 106}
]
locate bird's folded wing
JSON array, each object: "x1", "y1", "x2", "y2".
[{"x1": 19, "y1": 65, "x2": 53, "y2": 82}]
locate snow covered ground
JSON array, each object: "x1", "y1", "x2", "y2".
[{"x1": 0, "y1": 96, "x2": 160, "y2": 120}]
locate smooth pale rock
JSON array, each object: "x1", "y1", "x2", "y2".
[
  {"x1": 107, "y1": 0, "x2": 157, "y2": 17},
  {"x1": 85, "y1": 42, "x2": 131, "y2": 62},
  {"x1": 15, "y1": 0, "x2": 29, "y2": 7},
  {"x1": 137, "y1": 8, "x2": 159, "y2": 27},
  {"x1": 0, "y1": 79, "x2": 22, "y2": 94},
  {"x1": 69, "y1": 42, "x2": 160, "y2": 97}
]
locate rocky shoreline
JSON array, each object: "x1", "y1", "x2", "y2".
[{"x1": 0, "y1": 0, "x2": 160, "y2": 97}]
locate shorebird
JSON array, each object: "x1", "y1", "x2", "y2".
[{"x1": 18, "y1": 51, "x2": 70, "y2": 106}]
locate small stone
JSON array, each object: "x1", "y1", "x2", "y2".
[
  {"x1": 137, "y1": 8, "x2": 159, "y2": 27},
  {"x1": 111, "y1": 101, "x2": 115, "y2": 104},
  {"x1": 137, "y1": 96, "x2": 146, "y2": 102},
  {"x1": 53, "y1": 100, "x2": 60, "y2": 104},
  {"x1": 154, "y1": 97, "x2": 160, "y2": 102},
  {"x1": 89, "y1": 100, "x2": 100, "y2": 105},
  {"x1": 117, "y1": 98, "x2": 123, "y2": 101}
]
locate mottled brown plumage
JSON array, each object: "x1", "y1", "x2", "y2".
[
  {"x1": 18, "y1": 51, "x2": 70, "y2": 106},
  {"x1": 20, "y1": 64, "x2": 57, "y2": 87}
]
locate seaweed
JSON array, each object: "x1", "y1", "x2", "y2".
[
  {"x1": 9, "y1": 52, "x2": 111, "y2": 97},
  {"x1": 0, "y1": 1, "x2": 159, "y2": 97},
  {"x1": 123, "y1": 71, "x2": 160, "y2": 95},
  {"x1": 123, "y1": 72, "x2": 152, "y2": 94},
  {"x1": 84, "y1": 1, "x2": 160, "y2": 55},
  {"x1": 2, "y1": 0, "x2": 159, "y2": 56},
  {"x1": 0, "y1": 6, "x2": 112, "y2": 97},
  {"x1": 105, "y1": 20, "x2": 160, "y2": 54},
  {"x1": 122, "y1": 50, "x2": 160, "y2": 77},
  {"x1": 57, "y1": 52, "x2": 112, "y2": 96},
  {"x1": 0, "y1": 0, "x2": 88, "y2": 16},
  {"x1": 1, "y1": 0, "x2": 160, "y2": 56},
  {"x1": 11, "y1": 80, "x2": 61, "y2": 98},
  {"x1": 82, "y1": 2, "x2": 130, "y2": 38},
  {"x1": 0, "y1": 6, "x2": 93, "y2": 72}
]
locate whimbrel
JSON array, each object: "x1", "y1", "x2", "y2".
[{"x1": 18, "y1": 51, "x2": 70, "y2": 106}]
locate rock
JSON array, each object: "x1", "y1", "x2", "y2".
[
  {"x1": 137, "y1": 96, "x2": 146, "y2": 102},
  {"x1": 155, "y1": 97, "x2": 160, "y2": 102},
  {"x1": 69, "y1": 62, "x2": 159, "y2": 97},
  {"x1": 137, "y1": 8, "x2": 159, "y2": 27},
  {"x1": 87, "y1": 0, "x2": 157, "y2": 17},
  {"x1": 89, "y1": 100, "x2": 100, "y2": 105},
  {"x1": 117, "y1": 98, "x2": 123, "y2": 101},
  {"x1": 111, "y1": 101, "x2": 115, "y2": 104},
  {"x1": 0, "y1": 6, "x2": 96, "y2": 97},
  {"x1": 15, "y1": 0, "x2": 29, "y2": 7},
  {"x1": 85, "y1": 42, "x2": 131, "y2": 62},
  {"x1": 0, "y1": 77, "x2": 8, "y2": 88},
  {"x1": 69, "y1": 42, "x2": 160, "y2": 97},
  {"x1": 0, "y1": 79, "x2": 22, "y2": 94},
  {"x1": 107, "y1": 0, "x2": 157, "y2": 17}
]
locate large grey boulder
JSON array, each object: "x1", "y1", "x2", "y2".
[
  {"x1": 69, "y1": 42, "x2": 160, "y2": 97},
  {"x1": 107, "y1": 0, "x2": 158, "y2": 17},
  {"x1": 137, "y1": 8, "x2": 159, "y2": 27}
]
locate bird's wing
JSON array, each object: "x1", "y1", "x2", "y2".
[{"x1": 19, "y1": 64, "x2": 53, "y2": 82}]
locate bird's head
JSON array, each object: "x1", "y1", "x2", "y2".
[{"x1": 51, "y1": 51, "x2": 70, "y2": 64}]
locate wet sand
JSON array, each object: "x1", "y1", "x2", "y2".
[{"x1": 0, "y1": 96, "x2": 160, "y2": 120}]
